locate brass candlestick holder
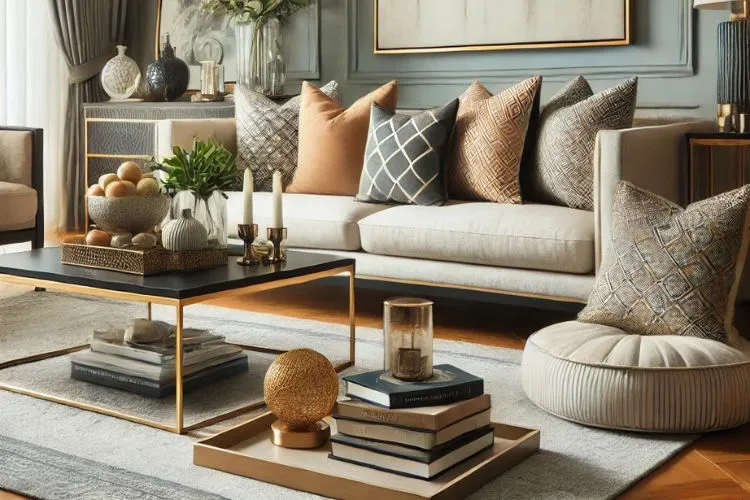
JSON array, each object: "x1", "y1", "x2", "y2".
[
  {"x1": 267, "y1": 227, "x2": 287, "y2": 263},
  {"x1": 236, "y1": 223, "x2": 260, "y2": 265}
]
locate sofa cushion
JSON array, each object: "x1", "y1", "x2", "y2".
[
  {"x1": 227, "y1": 192, "x2": 390, "y2": 251},
  {"x1": 357, "y1": 202, "x2": 595, "y2": 274},
  {"x1": 522, "y1": 320, "x2": 750, "y2": 432},
  {"x1": 0, "y1": 130, "x2": 33, "y2": 186},
  {"x1": 0, "y1": 181, "x2": 37, "y2": 231}
]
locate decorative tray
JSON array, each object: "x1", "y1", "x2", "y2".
[
  {"x1": 61, "y1": 237, "x2": 228, "y2": 276},
  {"x1": 194, "y1": 411, "x2": 540, "y2": 500}
]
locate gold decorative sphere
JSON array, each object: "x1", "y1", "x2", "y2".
[{"x1": 263, "y1": 349, "x2": 339, "y2": 429}]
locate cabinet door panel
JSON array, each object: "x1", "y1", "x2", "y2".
[{"x1": 87, "y1": 121, "x2": 155, "y2": 156}]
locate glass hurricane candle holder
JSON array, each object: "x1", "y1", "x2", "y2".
[{"x1": 384, "y1": 297, "x2": 434, "y2": 382}]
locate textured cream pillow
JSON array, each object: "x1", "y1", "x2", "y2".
[
  {"x1": 527, "y1": 76, "x2": 637, "y2": 210},
  {"x1": 579, "y1": 182, "x2": 750, "y2": 345},
  {"x1": 287, "y1": 80, "x2": 399, "y2": 196},
  {"x1": 447, "y1": 77, "x2": 541, "y2": 204},
  {"x1": 235, "y1": 81, "x2": 340, "y2": 191}
]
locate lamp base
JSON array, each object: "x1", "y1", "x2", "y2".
[
  {"x1": 717, "y1": 20, "x2": 750, "y2": 131},
  {"x1": 270, "y1": 419, "x2": 330, "y2": 449}
]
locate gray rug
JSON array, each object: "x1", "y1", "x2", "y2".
[{"x1": 0, "y1": 288, "x2": 696, "y2": 499}]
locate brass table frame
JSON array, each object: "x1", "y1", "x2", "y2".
[{"x1": 0, "y1": 263, "x2": 356, "y2": 434}]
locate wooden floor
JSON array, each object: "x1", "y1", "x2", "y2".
[{"x1": 2, "y1": 280, "x2": 750, "y2": 499}]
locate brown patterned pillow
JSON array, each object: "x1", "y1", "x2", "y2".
[
  {"x1": 447, "y1": 77, "x2": 541, "y2": 203},
  {"x1": 526, "y1": 76, "x2": 637, "y2": 210},
  {"x1": 579, "y1": 182, "x2": 750, "y2": 345},
  {"x1": 235, "y1": 81, "x2": 340, "y2": 191}
]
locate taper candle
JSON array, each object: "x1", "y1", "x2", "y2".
[
  {"x1": 242, "y1": 168, "x2": 253, "y2": 226},
  {"x1": 271, "y1": 170, "x2": 283, "y2": 228}
]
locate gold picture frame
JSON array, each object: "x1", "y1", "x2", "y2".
[{"x1": 373, "y1": 0, "x2": 631, "y2": 54}]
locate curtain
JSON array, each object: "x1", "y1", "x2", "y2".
[
  {"x1": 0, "y1": 0, "x2": 68, "y2": 236},
  {"x1": 49, "y1": 0, "x2": 128, "y2": 232}
]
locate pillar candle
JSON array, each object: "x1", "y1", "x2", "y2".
[
  {"x1": 242, "y1": 168, "x2": 253, "y2": 225},
  {"x1": 271, "y1": 170, "x2": 283, "y2": 228}
]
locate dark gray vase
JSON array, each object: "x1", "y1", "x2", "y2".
[{"x1": 146, "y1": 33, "x2": 189, "y2": 101}]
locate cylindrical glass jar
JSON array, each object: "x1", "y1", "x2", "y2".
[{"x1": 384, "y1": 297, "x2": 434, "y2": 382}]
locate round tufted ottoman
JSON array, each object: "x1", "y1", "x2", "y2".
[{"x1": 522, "y1": 321, "x2": 750, "y2": 433}]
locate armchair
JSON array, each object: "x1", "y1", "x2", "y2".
[{"x1": 0, "y1": 127, "x2": 43, "y2": 249}]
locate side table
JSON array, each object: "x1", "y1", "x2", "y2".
[
  {"x1": 686, "y1": 132, "x2": 749, "y2": 203},
  {"x1": 83, "y1": 101, "x2": 235, "y2": 229}
]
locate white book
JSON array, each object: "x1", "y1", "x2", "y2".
[{"x1": 90, "y1": 341, "x2": 242, "y2": 367}]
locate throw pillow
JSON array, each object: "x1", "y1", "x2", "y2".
[
  {"x1": 287, "y1": 80, "x2": 399, "y2": 196},
  {"x1": 579, "y1": 182, "x2": 750, "y2": 345},
  {"x1": 356, "y1": 100, "x2": 459, "y2": 206},
  {"x1": 447, "y1": 77, "x2": 541, "y2": 204},
  {"x1": 235, "y1": 81, "x2": 341, "y2": 191},
  {"x1": 526, "y1": 76, "x2": 638, "y2": 210}
]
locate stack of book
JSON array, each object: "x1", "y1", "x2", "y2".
[
  {"x1": 70, "y1": 327, "x2": 248, "y2": 397},
  {"x1": 331, "y1": 364, "x2": 492, "y2": 480}
]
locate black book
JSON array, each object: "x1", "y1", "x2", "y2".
[
  {"x1": 329, "y1": 426, "x2": 494, "y2": 480},
  {"x1": 343, "y1": 364, "x2": 484, "y2": 409},
  {"x1": 71, "y1": 356, "x2": 248, "y2": 398}
]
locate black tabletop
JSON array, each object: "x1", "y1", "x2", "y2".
[{"x1": 0, "y1": 248, "x2": 353, "y2": 300}]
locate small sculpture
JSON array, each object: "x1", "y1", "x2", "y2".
[
  {"x1": 162, "y1": 209, "x2": 208, "y2": 251},
  {"x1": 263, "y1": 349, "x2": 339, "y2": 449},
  {"x1": 146, "y1": 33, "x2": 189, "y2": 101}
]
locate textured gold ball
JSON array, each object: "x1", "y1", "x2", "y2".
[{"x1": 263, "y1": 349, "x2": 339, "y2": 429}]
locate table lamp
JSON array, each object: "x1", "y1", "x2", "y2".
[{"x1": 695, "y1": 0, "x2": 750, "y2": 131}]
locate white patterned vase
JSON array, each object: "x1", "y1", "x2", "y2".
[
  {"x1": 101, "y1": 45, "x2": 141, "y2": 101},
  {"x1": 162, "y1": 208, "x2": 208, "y2": 251}
]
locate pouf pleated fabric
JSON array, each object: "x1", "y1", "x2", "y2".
[{"x1": 522, "y1": 321, "x2": 750, "y2": 433}]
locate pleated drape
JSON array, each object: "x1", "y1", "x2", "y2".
[{"x1": 48, "y1": 0, "x2": 127, "y2": 231}]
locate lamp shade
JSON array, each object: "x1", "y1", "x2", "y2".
[{"x1": 694, "y1": 0, "x2": 734, "y2": 8}]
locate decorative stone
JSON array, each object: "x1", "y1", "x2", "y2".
[
  {"x1": 161, "y1": 209, "x2": 208, "y2": 251},
  {"x1": 132, "y1": 232, "x2": 157, "y2": 249},
  {"x1": 111, "y1": 233, "x2": 133, "y2": 249},
  {"x1": 125, "y1": 319, "x2": 171, "y2": 344}
]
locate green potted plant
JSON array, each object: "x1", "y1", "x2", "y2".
[
  {"x1": 149, "y1": 138, "x2": 239, "y2": 247},
  {"x1": 201, "y1": 0, "x2": 313, "y2": 95}
]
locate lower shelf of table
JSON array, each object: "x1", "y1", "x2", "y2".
[{"x1": 194, "y1": 411, "x2": 540, "y2": 500}]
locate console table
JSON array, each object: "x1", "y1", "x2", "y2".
[
  {"x1": 686, "y1": 132, "x2": 749, "y2": 203},
  {"x1": 83, "y1": 101, "x2": 234, "y2": 228}
]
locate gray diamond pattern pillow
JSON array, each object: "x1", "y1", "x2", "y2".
[
  {"x1": 356, "y1": 100, "x2": 458, "y2": 206},
  {"x1": 579, "y1": 182, "x2": 750, "y2": 345},
  {"x1": 527, "y1": 76, "x2": 637, "y2": 210},
  {"x1": 235, "y1": 81, "x2": 340, "y2": 191}
]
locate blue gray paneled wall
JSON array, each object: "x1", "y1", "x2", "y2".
[{"x1": 129, "y1": 0, "x2": 725, "y2": 117}]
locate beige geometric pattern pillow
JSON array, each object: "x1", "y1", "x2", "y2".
[
  {"x1": 447, "y1": 77, "x2": 541, "y2": 203},
  {"x1": 579, "y1": 182, "x2": 750, "y2": 345},
  {"x1": 235, "y1": 81, "x2": 340, "y2": 191},
  {"x1": 527, "y1": 76, "x2": 637, "y2": 210}
]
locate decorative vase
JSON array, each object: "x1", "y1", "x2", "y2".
[
  {"x1": 235, "y1": 17, "x2": 286, "y2": 96},
  {"x1": 146, "y1": 33, "x2": 189, "y2": 102},
  {"x1": 101, "y1": 45, "x2": 141, "y2": 101},
  {"x1": 383, "y1": 297, "x2": 434, "y2": 382},
  {"x1": 170, "y1": 191, "x2": 227, "y2": 248},
  {"x1": 162, "y1": 208, "x2": 208, "y2": 251}
]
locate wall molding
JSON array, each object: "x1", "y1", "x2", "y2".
[
  {"x1": 346, "y1": 0, "x2": 693, "y2": 85},
  {"x1": 286, "y1": 0, "x2": 320, "y2": 81}
]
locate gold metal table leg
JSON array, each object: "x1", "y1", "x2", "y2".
[
  {"x1": 175, "y1": 302, "x2": 184, "y2": 434},
  {"x1": 349, "y1": 264, "x2": 356, "y2": 368},
  {"x1": 146, "y1": 302, "x2": 152, "y2": 321}
]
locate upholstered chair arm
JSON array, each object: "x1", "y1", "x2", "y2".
[
  {"x1": 593, "y1": 120, "x2": 715, "y2": 270},
  {"x1": 155, "y1": 118, "x2": 237, "y2": 161}
]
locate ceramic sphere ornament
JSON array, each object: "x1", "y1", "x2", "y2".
[
  {"x1": 146, "y1": 33, "x2": 189, "y2": 101},
  {"x1": 162, "y1": 208, "x2": 208, "y2": 251},
  {"x1": 101, "y1": 45, "x2": 141, "y2": 101},
  {"x1": 263, "y1": 349, "x2": 339, "y2": 449}
]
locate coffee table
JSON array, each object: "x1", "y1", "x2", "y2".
[{"x1": 0, "y1": 248, "x2": 355, "y2": 434}]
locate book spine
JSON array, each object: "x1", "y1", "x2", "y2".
[
  {"x1": 391, "y1": 380, "x2": 484, "y2": 409},
  {"x1": 335, "y1": 406, "x2": 437, "y2": 430}
]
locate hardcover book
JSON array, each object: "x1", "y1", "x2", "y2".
[
  {"x1": 329, "y1": 426, "x2": 494, "y2": 480},
  {"x1": 334, "y1": 394, "x2": 491, "y2": 431},
  {"x1": 343, "y1": 364, "x2": 484, "y2": 409}
]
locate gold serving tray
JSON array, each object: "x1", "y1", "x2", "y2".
[
  {"x1": 61, "y1": 237, "x2": 228, "y2": 276},
  {"x1": 194, "y1": 411, "x2": 540, "y2": 500}
]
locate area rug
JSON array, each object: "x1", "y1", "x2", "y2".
[{"x1": 0, "y1": 288, "x2": 696, "y2": 499}]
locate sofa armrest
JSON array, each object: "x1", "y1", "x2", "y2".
[
  {"x1": 155, "y1": 118, "x2": 237, "y2": 161},
  {"x1": 593, "y1": 120, "x2": 715, "y2": 270}
]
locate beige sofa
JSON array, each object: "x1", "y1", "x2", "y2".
[{"x1": 156, "y1": 118, "x2": 732, "y2": 305}]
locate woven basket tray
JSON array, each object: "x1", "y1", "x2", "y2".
[{"x1": 61, "y1": 237, "x2": 228, "y2": 276}]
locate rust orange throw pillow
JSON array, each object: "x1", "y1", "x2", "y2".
[
  {"x1": 287, "y1": 80, "x2": 399, "y2": 196},
  {"x1": 447, "y1": 77, "x2": 541, "y2": 204}
]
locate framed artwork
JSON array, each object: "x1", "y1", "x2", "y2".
[
  {"x1": 155, "y1": 0, "x2": 320, "y2": 89},
  {"x1": 374, "y1": 0, "x2": 631, "y2": 54}
]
